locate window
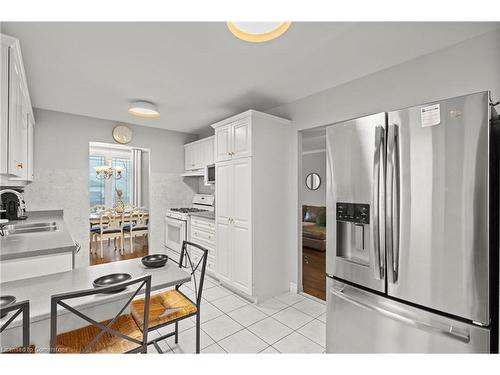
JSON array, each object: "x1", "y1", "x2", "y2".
[
  {"x1": 112, "y1": 158, "x2": 130, "y2": 206},
  {"x1": 89, "y1": 155, "x2": 131, "y2": 208},
  {"x1": 89, "y1": 156, "x2": 105, "y2": 207}
]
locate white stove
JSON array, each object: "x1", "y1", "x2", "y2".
[{"x1": 164, "y1": 194, "x2": 214, "y2": 262}]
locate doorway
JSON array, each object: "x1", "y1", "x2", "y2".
[
  {"x1": 88, "y1": 142, "x2": 151, "y2": 265},
  {"x1": 300, "y1": 128, "x2": 327, "y2": 300}
]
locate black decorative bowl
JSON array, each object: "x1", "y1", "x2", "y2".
[
  {"x1": 92, "y1": 273, "x2": 132, "y2": 293},
  {"x1": 142, "y1": 254, "x2": 168, "y2": 268},
  {"x1": 0, "y1": 295, "x2": 16, "y2": 318}
]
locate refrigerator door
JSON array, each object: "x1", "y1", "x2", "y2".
[
  {"x1": 326, "y1": 113, "x2": 386, "y2": 292},
  {"x1": 386, "y1": 92, "x2": 491, "y2": 324},
  {"x1": 326, "y1": 279, "x2": 490, "y2": 353}
]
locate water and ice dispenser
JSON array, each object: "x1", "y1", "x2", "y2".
[{"x1": 336, "y1": 202, "x2": 370, "y2": 265}]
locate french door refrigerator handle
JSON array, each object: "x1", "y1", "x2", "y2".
[
  {"x1": 330, "y1": 286, "x2": 471, "y2": 343},
  {"x1": 386, "y1": 124, "x2": 400, "y2": 283},
  {"x1": 372, "y1": 125, "x2": 384, "y2": 280}
]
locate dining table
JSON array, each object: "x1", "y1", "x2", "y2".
[
  {"x1": 0, "y1": 257, "x2": 191, "y2": 352},
  {"x1": 89, "y1": 210, "x2": 149, "y2": 226}
]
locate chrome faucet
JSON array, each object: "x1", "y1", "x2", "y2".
[{"x1": 0, "y1": 189, "x2": 27, "y2": 219}]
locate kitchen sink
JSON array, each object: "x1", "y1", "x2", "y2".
[{"x1": 1, "y1": 221, "x2": 58, "y2": 235}]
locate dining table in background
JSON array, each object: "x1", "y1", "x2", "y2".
[{"x1": 89, "y1": 210, "x2": 149, "y2": 227}]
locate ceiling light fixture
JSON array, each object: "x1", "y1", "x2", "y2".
[
  {"x1": 227, "y1": 22, "x2": 291, "y2": 43},
  {"x1": 128, "y1": 101, "x2": 160, "y2": 118}
]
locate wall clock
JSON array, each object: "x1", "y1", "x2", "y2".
[{"x1": 112, "y1": 125, "x2": 133, "y2": 144}]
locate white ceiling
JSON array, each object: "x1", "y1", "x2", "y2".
[{"x1": 2, "y1": 22, "x2": 499, "y2": 135}]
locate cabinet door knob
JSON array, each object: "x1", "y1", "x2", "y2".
[{"x1": 16, "y1": 162, "x2": 23, "y2": 169}]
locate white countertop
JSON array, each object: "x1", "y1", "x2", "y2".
[{"x1": 0, "y1": 257, "x2": 191, "y2": 328}]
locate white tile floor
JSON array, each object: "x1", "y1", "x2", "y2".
[{"x1": 147, "y1": 274, "x2": 326, "y2": 354}]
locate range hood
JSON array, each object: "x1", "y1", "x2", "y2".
[{"x1": 181, "y1": 169, "x2": 205, "y2": 177}]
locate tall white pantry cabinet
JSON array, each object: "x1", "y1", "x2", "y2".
[{"x1": 212, "y1": 110, "x2": 292, "y2": 302}]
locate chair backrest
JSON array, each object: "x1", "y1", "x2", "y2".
[
  {"x1": 127, "y1": 211, "x2": 148, "y2": 230},
  {"x1": 99, "y1": 211, "x2": 123, "y2": 232},
  {"x1": 49, "y1": 275, "x2": 151, "y2": 354},
  {"x1": 0, "y1": 300, "x2": 30, "y2": 352},
  {"x1": 177, "y1": 241, "x2": 209, "y2": 307}
]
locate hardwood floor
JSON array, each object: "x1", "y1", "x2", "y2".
[
  {"x1": 89, "y1": 236, "x2": 148, "y2": 266},
  {"x1": 302, "y1": 246, "x2": 326, "y2": 301}
]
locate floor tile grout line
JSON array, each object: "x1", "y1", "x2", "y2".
[
  {"x1": 159, "y1": 283, "x2": 325, "y2": 353},
  {"x1": 290, "y1": 327, "x2": 326, "y2": 349},
  {"x1": 271, "y1": 328, "x2": 324, "y2": 352},
  {"x1": 227, "y1": 306, "x2": 271, "y2": 327},
  {"x1": 257, "y1": 345, "x2": 272, "y2": 353},
  {"x1": 208, "y1": 311, "x2": 269, "y2": 351},
  {"x1": 298, "y1": 292, "x2": 326, "y2": 305},
  {"x1": 200, "y1": 309, "x2": 245, "y2": 340},
  {"x1": 246, "y1": 314, "x2": 297, "y2": 346}
]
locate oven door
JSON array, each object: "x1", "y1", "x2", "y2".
[{"x1": 164, "y1": 216, "x2": 187, "y2": 261}]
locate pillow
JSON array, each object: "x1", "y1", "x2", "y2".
[
  {"x1": 316, "y1": 207, "x2": 326, "y2": 226},
  {"x1": 303, "y1": 206, "x2": 319, "y2": 222}
]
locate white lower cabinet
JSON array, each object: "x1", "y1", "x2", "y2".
[
  {"x1": 215, "y1": 220, "x2": 231, "y2": 283},
  {"x1": 0, "y1": 252, "x2": 73, "y2": 283},
  {"x1": 215, "y1": 157, "x2": 252, "y2": 296},
  {"x1": 189, "y1": 215, "x2": 217, "y2": 277}
]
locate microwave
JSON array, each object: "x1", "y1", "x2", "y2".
[{"x1": 205, "y1": 164, "x2": 215, "y2": 185}]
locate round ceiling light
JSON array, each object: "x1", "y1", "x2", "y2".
[
  {"x1": 128, "y1": 101, "x2": 160, "y2": 118},
  {"x1": 227, "y1": 22, "x2": 291, "y2": 43}
]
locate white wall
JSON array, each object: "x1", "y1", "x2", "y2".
[
  {"x1": 268, "y1": 29, "x2": 500, "y2": 289},
  {"x1": 24, "y1": 108, "x2": 198, "y2": 268},
  {"x1": 302, "y1": 151, "x2": 326, "y2": 207}
]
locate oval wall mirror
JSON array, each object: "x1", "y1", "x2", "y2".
[{"x1": 305, "y1": 173, "x2": 321, "y2": 190}]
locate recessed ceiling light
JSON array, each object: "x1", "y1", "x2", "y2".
[
  {"x1": 227, "y1": 22, "x2": 291, "y2": 43},
  {"x1": 128, "y1": 101, "x2": 160, "y2": 118}
]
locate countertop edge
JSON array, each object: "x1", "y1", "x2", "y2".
[{"x1": 0, "y1": 244, "x2": 76, "y2": 261}]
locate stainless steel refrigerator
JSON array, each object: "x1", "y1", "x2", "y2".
[{"x1": 325, "y1": 91, "x2": 499, "y2": 353}]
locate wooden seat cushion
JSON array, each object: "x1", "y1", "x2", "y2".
[
  {"x1": 55, "y1": 314, "x2": 144, "y2": 354},
  {"x1": 131, "y1": 290, "x2": 197, "y2": 329}
]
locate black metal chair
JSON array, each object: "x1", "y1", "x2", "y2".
[
  {"x1": 0, "y1": 300, "x2": 33, "y2": 353},
  {"x1": 130, "y1": 240, "x2": 209, "y2": 353},
  {"x1": 49, "y1": 275, "x2": 151, "y2": 354}
]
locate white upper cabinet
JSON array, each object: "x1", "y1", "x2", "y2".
[
  {"x1": 214, "y1": 124, "x2": 232, "y2": 162},
  {"x1": 184, "y1": 136, "x2": 214, "y2": 172},
  {"x1": 0, "y1": 34, "x2": 35, "y2": 185},
  {"x1": 213, "y1": 117, "x2": 251, "y2": 162},
  {"x1": 232, "y1": 118, "x2": 252, "y2": 159}
]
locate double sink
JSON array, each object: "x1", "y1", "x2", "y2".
[{"x1": 1, "y1": 221, "x2": 58, "y2": 236}]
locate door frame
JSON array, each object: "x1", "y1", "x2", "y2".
[
  {"x1": 297, "y1": 128, "x2": 330, "y2": 298},
  {"x1": 88, "y1": 142, "x2": 152, "y2": 265}
]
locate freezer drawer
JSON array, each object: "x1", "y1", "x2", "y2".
[{"x1": 326, "y1": 279, "x2": 490, "y2": 353}]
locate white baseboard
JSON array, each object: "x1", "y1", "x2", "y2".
[{"x1": 289, "y1": 282, "x2": 298, "y2": 293}]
